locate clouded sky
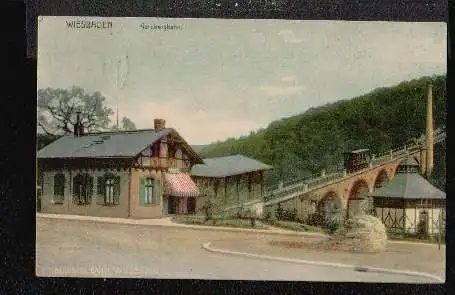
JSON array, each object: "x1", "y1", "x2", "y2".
[{"x1": 38, "y1": 17, "x2": 446, "y2": 144}]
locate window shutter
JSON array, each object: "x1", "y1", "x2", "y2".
[
  {"x1": 139, "y1": 178, "x2": 146, "y2": 206},
  {"x1": 152, "y1": 179, "x2": 158, "y2": 204},
  {"x1": 87, "y1": 175, "x2": 93, "y2": 205},
  {"x1": 114, "y1": 176, "x2": 121, "y2": 205},
  {"x1": 97, "y1": 176, "x2": 105, "y2": 205},
  {"x1": 73, "y1": 177, "x2": 79, "y2": 204}
]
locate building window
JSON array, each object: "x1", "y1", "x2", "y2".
[
  {"x1": 73, "y1": 173, "x2": 93, "y2": 205},
  {"x1": 105, "y1": 179, "x2": 115, "y2": 204},
  {"x1": 53, "y1": 173, "x2": 65, "y2": 204},
  {"x1": 97, "y1": 173, "x2": 120, "y2": 205},
  {"x1": 140, "y1": 178, "x2": 159, "y2": 205}
]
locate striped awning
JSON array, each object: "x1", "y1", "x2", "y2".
[{"x1": 164, "y1": 172, "x2": 200, "y2": 197}]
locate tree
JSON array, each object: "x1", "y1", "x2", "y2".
[
  {"x1": 199, "y1": 74, "x2": 446, "y2": 189},
  {"x1": 38, "y1": 86, "x2": 114, "y2": 135},
  {"x1": 110, "y1": 116, "x2": 137, "y2": 132},
  {"x1": 121, "y1": 116, "x2": 137, "y2": 131}
]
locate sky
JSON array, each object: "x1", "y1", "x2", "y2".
[{"x1": 37, "y1": 17, "x2": 447, "y2": 145}]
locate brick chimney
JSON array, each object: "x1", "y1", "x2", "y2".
[
  {"x1": 73, "y1": 111, "x2": 84, "y2": 137},
  {"x1": 154, "y1": 119, "x2": 166, "y2": 132},
  {"x1": 425, "y1": 82, "x2": 434, "y2": 179}
]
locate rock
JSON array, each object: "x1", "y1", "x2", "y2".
[{"x1": 329, "y1": 215, "x2": 388, "y2": 253}]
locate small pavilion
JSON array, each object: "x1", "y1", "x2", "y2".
[{"x1": 370, "y1": 157, "x2": 445, "y2": 236}]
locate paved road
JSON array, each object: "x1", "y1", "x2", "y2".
[{"x1": 36, "y1": 218, "x2": 436, "y2": 282}]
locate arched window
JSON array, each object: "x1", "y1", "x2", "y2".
[
  {"x1": 53, "y1": 173, "x2": 65, "y2": 204},
  {"x1": 73, "y1": 173, "x2": 93, "y2": 205},
  {"x1": 97, "y1": 173, "x2": 120, "y2": 205}
]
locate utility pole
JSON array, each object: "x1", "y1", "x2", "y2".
[{"x1": 115, "y1": 54, "x2": 129, "y2": 130}]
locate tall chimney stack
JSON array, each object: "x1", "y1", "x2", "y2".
[
  {"x1": 425, "y1": 82, "x2": 434, "y2": 179},
  {"x1": 154, "y1": 119, "x2": 166, "y2": 132},
  {"x1": 73, "y1": 111, "x2": 84, "y2": 137}
]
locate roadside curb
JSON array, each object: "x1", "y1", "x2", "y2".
[
  {"x1": 36, "y1": 213, "x2": 325, "y2": 238},
  {"x1": 201, "y1": 242, "x2": 444, "y2": 283}
]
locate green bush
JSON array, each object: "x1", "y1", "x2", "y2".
[
  {"x1": 202, "y1": 199, "x2": 214, "y2": 222},
  {"x1": 325, "y1": 209, "x2": 345, "y2": 234},
  {"x1": 275, "y1": 204, "x2": 299, "y2": 222},
  {"x1": 307, "y1": 212, "x2": 324, "y2": 226},
  {"x1": 275, "y1": 204, "x2": 285, "y2": 220}
]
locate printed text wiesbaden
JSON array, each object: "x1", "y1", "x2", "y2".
[{"x1": 66, "y1": 20, "x2": 113, "y2": 29}]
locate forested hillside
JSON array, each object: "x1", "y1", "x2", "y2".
[{"x1": 199, "y1": 75, "x2": 446, "y2": 190}]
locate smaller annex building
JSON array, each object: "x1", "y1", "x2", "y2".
[
  {"x1": 370, "y1": 157, "x2": 446, "y2": 235},
  {"x1": 190, "y1": 154, "x2": 273, "y2": 215}
]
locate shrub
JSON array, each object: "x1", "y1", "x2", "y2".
[
  {"x1": 202, "y1": 199, "x2": 214, "y2": 222},
  {"x1": 250, "y1": 217, "x2": 256, "y2": 227},
  {"x1": 307, "y1": 212, "x2": 324, "y2": 226},
  {"x1": 233, "y1": 206, "x2": 244, "y2": 219},
  {"x1": 281, "y1": 208, "x2": 295, "y2": 221},
  {"x1": 324, "y1": 208, "x2": 345, "y2": 234},
  {"x1": 275, "y1": 204, "x2": 285, "y2": 220}
]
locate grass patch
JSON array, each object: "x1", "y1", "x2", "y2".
[
  {"x1": 264, "y1": 220, "x2": 327, "y2": 234},
  {"x1": 171, "y1": 215, "x2": 269, "y2": 229}
]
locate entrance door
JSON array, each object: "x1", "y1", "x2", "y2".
[
  {"x1": 187, "y1": 197, "x2": 196, "y2": 214},
  {"x1": 168, "y1": 196, "x2": 177, "y2": 214},
  {"x1": 163, "y1": 196, "x2": 169, "y2": 215}
]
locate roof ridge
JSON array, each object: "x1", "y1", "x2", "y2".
[{"x1": 85, "y1": 128, "x2": 159, "y2": 136}]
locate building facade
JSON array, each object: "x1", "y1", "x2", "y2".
[
  {"x1": 38, "y1": 118, "x2": 203, "y2": 219},
  {"x1": 190, "y1": 154, "x2": 272, "y2": 216}
]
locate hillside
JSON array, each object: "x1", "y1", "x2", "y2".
[{"x1": 198, "y1": 75, "x2": 446, "y2": 190}]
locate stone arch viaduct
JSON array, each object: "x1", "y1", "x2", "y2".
[{"x1": 262, "y1": 127, "x2": 446, "y2": 219}]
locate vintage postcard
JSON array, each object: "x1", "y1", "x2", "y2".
[{"x1": 36, "y1": 16, "x2": 446, "y2": 282}]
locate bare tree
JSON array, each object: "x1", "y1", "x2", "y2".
[{"x1": 38, "y1": 86, "x2": 114, "y2": 135}]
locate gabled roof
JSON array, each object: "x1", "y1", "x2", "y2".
[
  {"x1": 370, "y1": 156, "x2": 445, "y2": 200},
  {"x1": 370, "y1": 172, "x2": 445, "y2": 199},
  {"x1": 190, "y1": 154, "x2": 273, "y2": 178},
  {"x1": 37, "y1": 128, "x2": 203, "y2": 163}
]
